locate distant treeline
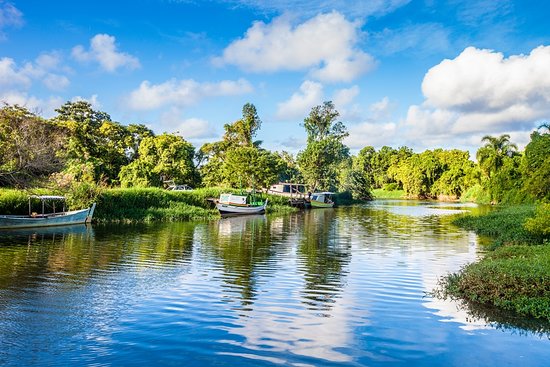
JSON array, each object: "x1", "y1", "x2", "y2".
[{"x1": 0, "y1": 101, "x2": 549, "y2": 207}]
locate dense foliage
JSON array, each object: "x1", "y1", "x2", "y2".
[{"x1": 0, "y1": 100, "x2": 549, "y2": 207}]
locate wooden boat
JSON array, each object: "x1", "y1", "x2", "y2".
[
  {"x1": 267, "y1": 182, "x2": 308, "y2": 198},
  {"x1": 216, "y1": 193, "x2": 268, "y2": 215},
  {"x1": 0, "y1": 195, "x2": 96, "y2": 229},
  {"x1": 310, "y1": 192, "x2": 335, "y2": 208}
]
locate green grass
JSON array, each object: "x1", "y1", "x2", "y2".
[
  {"x1": 1, "y1": 187, "x2": 297, "y2": 223},
  {"x1": 0, "y1": 188, "x2": 60, "y2": 215},
  {"x1": 438, "y1": 204, "x2": 550, "y2": 322},
  {"x1": 452, "y1": 205, "x2": 544, "y2": 248},
  {"x1": 443, "y1": 245, "x2": 550, "y2": 321},
  {"x1": 372, "y1": 188, "x2": 405, "y2": 199}
]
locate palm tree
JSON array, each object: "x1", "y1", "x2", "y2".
[{"x1": 476, "y1": 134, "x2": 518, "y2": 178}]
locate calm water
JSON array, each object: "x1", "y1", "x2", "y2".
[{"x1": 0, "y1": 200, "x2": 549, "y2": 366}]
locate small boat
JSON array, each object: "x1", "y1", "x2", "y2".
[
  {"x1": 267, "y1": 182, "x2": 308, "y2": 198},
  {"x1": 216, "y1": 193, "x2": 268, "y2": 215},
  {"x1": 0, "y1": 195, "x2": 96, "y2": 229},
  {"x1": 310, "y1": 192, "x2": 335, "y2": 208}
]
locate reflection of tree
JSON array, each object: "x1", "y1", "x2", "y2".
[
  {"x1": 0, "y1": 222, "x2": 196, "y2": 301},
  {"x1": 437, "y1": 295, "x2": 550, "y2": 338},
  {"x1": 297, "y1": 209, "x2": 351, "y2": 314},
  {"x1": 201, "y1": 215, "x2": 276, "y2": 310}
]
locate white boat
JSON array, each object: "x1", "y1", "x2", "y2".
[
  {"x1": 216, "y1": 193, "x2": 268, "y2": 215},
  {"x1": 267, "y1": 182, "x2": 308, "y2": 198},
  {"x1": 0, "y1": 195, "x2": 96, "y2": 229},
  {"x1": 310, "y1": 192, "x2": 335, "y2": 208}
]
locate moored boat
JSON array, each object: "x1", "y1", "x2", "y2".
[
  {"x1": 310, "y1": 192, "x2": 334, "y2": 208},
  {"x1": 0, "y1": 196, "x2": 96, "y2": 229},
  {"x1": 216, "y1": 193, "x2": 268, "y2": 215}
]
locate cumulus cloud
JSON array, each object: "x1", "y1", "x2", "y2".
[
  {"x1": 346, "y1": 121, "x2": 398, "y2": 149},
  {"x1": 0, "y1": 53, "x2": 69, "y2": 91},
  {"x1": 0, "y1": 1, "x2": 23, "y2": 40},
  {"x1": 42, "y1": 74, "x2": 70, "y2": 91},
  {"x1": 332, "y1": 86, "x2": 360, "y2": 108},
  {"x1": 215, "y1": 11, "x2": 375, "y2": 82},
  {"x1": 158, "y1": 107, "x2": 219, "y2": 142},
  {"x1": 0, "y1": 57, "x2": 31, "y2": 87},
  {"x1": 0, "y1": 90, "x2": 63, "y2": 117},
  {"x1": 72, "y1": 34, "x2": 140, "y2": 72},
  {"x1": 344, "y1": 97, "x2": 397, "y2": 149},
  {"x1": 126, "y1": 78, "x2": 253, "y2": 111},
  {"x1": 276, "y1": 80, "x2": 323, "y2": 120},
  {"x1": 406, "y1": 45, "x2": 550, "y2": 141}
]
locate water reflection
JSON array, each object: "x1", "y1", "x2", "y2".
[{"x1": 0, "y1": 202, "x2": 549, "y2": 367}]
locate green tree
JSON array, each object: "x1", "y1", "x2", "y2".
[
  {"x1": 199, "y1": 103, "x2": 281, "y2": 189},
  {"x1": 53, "y1": 101, "x2": 132, "y2": 183},
  {"x1": 476, "y1": 134, "x2": 518, "y2": 179},
  {"x1": 119, "y1": 134, "x2": 197, "y2": 187},
  {"x1": 297, "y1": 102, "x2": 349, "y2": 191},
  {"x1": 521, "y1": 124, "x2": 550, "y2": 201}
]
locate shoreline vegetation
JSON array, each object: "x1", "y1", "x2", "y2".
[{"x1": 436, "y1": 204, "x2": 550, "y2": 322}]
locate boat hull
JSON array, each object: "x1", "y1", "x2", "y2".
[
  {"x1": 216, "y1": 203, "x2": 266, "y2": 215},
  {"x1": 310, "y1": 200, "x2": 334, "y2": 208},
  {"x1": 0, "y1": 203, "x2": 96, "y2": 229}
]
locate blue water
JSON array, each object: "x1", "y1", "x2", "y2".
[{"x1": 0, "y1": 201, "x2": 548, "y2": 366}]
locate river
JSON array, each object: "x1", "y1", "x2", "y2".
[{"x1": 0, "y1": 200, "x2": 548, "y2": 366}]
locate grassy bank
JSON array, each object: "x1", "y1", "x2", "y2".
[
  {"x1": 1, "y1": 187, "x2": 297, "y2": 223},
  {"x1": 438, "y1": 204, "x2": 550, "y2": 321},
  {"x1": 372, "y1": 188, "x2": 405, "y2": 199}
]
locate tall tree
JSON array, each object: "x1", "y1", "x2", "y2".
[
  {"x1": 521, "y1": 124, "x2": 550, "y2": 200},
  {"x1": 476, "y1": 134, "x2": 518, "y2": 178},
  {"x1": 199, "y1": 103, "x2": 280, "y2": 189},
  {"x1": 53, "y1": 100, "x2": 133, "y2": 183},
  {"x1": 297, "y1": 102, "x2": 349, "y2": 191}
]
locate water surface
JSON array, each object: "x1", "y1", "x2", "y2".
[{"x1": 0, "y1": 201, "x2": 548, "y2": 366}]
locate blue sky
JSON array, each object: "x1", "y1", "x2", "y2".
[{"x1": 1, "y1": 0, "x2": 549, "y2": 156}]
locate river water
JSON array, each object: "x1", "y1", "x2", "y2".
[{"x1": 0, "y1": 200, "x2": 548, "y2": 366}]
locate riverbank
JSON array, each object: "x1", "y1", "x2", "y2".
[
  {"x1": 0, "y1": 187, "x2": 298, "y2": 223},
  {"x1": 438, "y1": 204, "x2": 550, "y2": 321}
]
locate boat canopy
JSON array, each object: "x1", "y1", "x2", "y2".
[{"x1": 30, "y1": 195, "x2": 66, "y2": 200}]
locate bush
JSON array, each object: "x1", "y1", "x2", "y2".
[{"x1": 524, "y1": 202, "x2": 550, "y2": 236}]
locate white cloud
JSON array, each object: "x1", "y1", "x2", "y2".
[
  {"x1": 405, "y1": 45, "x2": 550, "y2": 145},
  {"x1": 126, "y1": 78, "x2": 253, "y2": 111},
  {"x1": 332, "y1": 86, "x2": 359, "y2": 108},
  {"x1": 0, "y1": 53, "x2": 70, "y2": 92},
  {"x1": 0, "y1": 90, "x2": 63, "y2": 117},
  {"x1": 346, "y1": 121, "x2": 397, "y2": 149},
  {"x1": 0, "y1": 1, "x2": 23, "y2": 40},
  {"x1": 72, "y1": 33, "x2": 140, "y2": 72},
  {"x1": 0, "y1": 57, "x2": 31, "y2": 87},
  {"x1": 42, "y1": 74, "x2": 70, "y2": 91},
  {"x1": 216, "y1": 11, "x2": 375, "y2": 82},
  {"x1": 158, "y1": 107, "x2": 218, "y2": 142},
  {"x1": 276, "y1": 80, "x2": 323, "y2": 120}
]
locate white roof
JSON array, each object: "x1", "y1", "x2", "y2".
[
  {"x1": 30, "y1": 195, "x2": 66, "y2": 200},
  {"x1": 312, "y1": 192, "x2": 334, "y2": 195}
]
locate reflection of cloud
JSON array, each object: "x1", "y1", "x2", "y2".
[{"x1": 226, "y1": 265, "x2": 354, "y2": 363}]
